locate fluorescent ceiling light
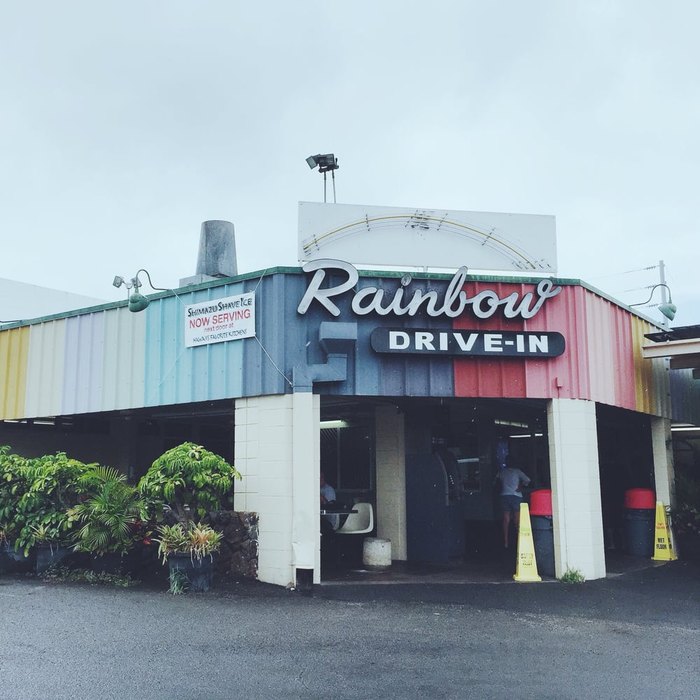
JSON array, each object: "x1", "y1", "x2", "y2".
[
  {"x1": 495, "y1": 419, "x2": 529, "y2": 428},
  {"x1": 320, "y1": 419, "x2": 350, "y2": 429}
]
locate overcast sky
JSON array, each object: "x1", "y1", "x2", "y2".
[{"x1": 1, "y1": 2, "x2": 698, "y2": 325}]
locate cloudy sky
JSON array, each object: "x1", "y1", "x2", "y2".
[{"x1": 1, "y1": 2, "x2": 698, "y2": 325}]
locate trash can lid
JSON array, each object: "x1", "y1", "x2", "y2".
[
  {"x1": 529, "y1": 489, "x2": 552, "y2": 516},
  {"x1": 624, "y1": 488, "x2": 655, "y2": 509}
]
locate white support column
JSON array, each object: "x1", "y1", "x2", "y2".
[
  {"x1": 547, "y1": 398, "x2": 606, "y2": 580},
  {"x1": 291, "y1": 391, "x2": 321, "y2": 583},
  {"x1": 234, "y1": 393, "x2": 321, "y2": 588},
  {"x1": 375, "y1": 405, "x2": 407, "y2": 560},
  {"x1": 651, "y1": 417, "x2": 675, "y2": 508}
]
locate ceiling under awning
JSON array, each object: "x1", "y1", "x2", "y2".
[{"x1": 643, "y1": 324, "x2": 700, "y2": 374}]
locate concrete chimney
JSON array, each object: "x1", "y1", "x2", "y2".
[{"x1": 179, "y1": 220, "x2": 238, "y2": 287}]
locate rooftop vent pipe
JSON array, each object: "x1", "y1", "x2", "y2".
[{"x1": 179, "y1": 220, "x2": 238, "y2": 287}]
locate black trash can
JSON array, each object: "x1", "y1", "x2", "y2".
[
  {"x1": 531, "y1": 516, "x2": 555, "y2": 577},
  {"x1": 623, "y1": 509, "x2": 655, "y2": 557},
  {"x1": 623, "y1": 488, "x2": 655, "y2": 558}
]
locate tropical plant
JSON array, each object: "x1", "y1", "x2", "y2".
[
  {"x1": 0, "y1": 446, "x2": 31, "y2": 545},
  {"x1": 168, "y1": 568, "x2": 188, "y2": 595},
  {"x1": 138, "y1": 442, "x2": 240, "y2": 523},
  {"x1": 68, "y1": 466, "x2": 147, "y2": 556},
  {"x1": 154, "y1": 521, "x2": 223, "y2": 562},
  {"x1": 13, "y1": 452, "x2": 95, "y2": 556}
]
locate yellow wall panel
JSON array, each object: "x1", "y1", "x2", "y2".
[
  {"x1": 0, "y1": 327, "x2": 29, "y2": 419},
  {"x1": 631, "y1": 316, "x2": 670, "y2": 417}
]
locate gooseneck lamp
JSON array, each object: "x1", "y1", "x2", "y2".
[
  {"x1": 629, "y1": 283, "x2": 677, "y2": 322},
  {"x1": 112, "y1": 269, "x2": 166, "y2": 313}
]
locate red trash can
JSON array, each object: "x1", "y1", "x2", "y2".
[
  {"x1": 623, "y1": 488, "x2": 655, "y2": 557},
  {"x1": 529, "y1": 489, "x2": 555, "y2": 577}
]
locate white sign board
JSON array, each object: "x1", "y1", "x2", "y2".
[
  {"x1": 298, "y1": 202, "x2": 557, "y2": 273},
  {"x1": 184, "y1": 292, "x2": 255, "y2": 348}
]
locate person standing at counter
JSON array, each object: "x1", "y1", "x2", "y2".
[
  {"x1": 320, "y1": 471, "x2": 339, "y2": 532},
  {"x1": 496, "y1": 458, "x2": 531, "y2": 548}
]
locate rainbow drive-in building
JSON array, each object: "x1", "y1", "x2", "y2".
[{"x1": 1, "y1": 204, "x2": 698, "y2": 587}]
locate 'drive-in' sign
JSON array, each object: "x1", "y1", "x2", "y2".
[{"x1": 370, "y1": 328, "x2": 565, "y2": 358}]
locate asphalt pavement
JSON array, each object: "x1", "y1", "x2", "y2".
[{"x1": 1, "y1": 559, "x2": 698, "y2": 700}]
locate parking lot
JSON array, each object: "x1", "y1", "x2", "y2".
[{"x1": 1, "y1": 559, "x2": 698, "y2": 699}]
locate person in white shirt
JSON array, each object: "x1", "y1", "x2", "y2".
[
  {"x1": 320, "y1": 471, "x2": 339, "y2": 531},
  {"x1": 496, "y1": 457, "x2": 531, "y2": 548}
]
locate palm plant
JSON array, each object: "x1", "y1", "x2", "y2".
[{"x1": 69, "y1": 467, "x2": 147, "y2": 556}]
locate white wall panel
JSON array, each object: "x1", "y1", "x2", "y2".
[{"x1": 25, "y1": 320, "x2": 67, "y2": 418}]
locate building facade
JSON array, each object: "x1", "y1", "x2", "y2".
[{"x1": 0, "y1": 259, "x2": 696, "y2": 587}]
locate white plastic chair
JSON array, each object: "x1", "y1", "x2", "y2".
[{"x1": 335, "y1": 502, "x2": 374, "y2": 535}]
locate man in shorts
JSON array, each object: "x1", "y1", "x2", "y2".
[{"x1": 496, "y1": 457, "x2": 531, "y2": 548}]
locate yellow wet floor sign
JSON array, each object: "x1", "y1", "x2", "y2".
[
  {"x1": 652, "y1": 501, "x2": 677, "y2": 561},
  {"x1": 514, "y1": 502, "x2": 541, "y2": 582}
]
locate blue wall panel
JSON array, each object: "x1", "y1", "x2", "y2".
[{"x1": 144, "y1": 283, "x2": 246, "y2": 407}]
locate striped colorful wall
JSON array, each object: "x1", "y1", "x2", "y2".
[
  {"x1": 0, "y1": 268, "x2": 677, "y2": 421},
  {"x1": 451, "y1": 283, "x2": 669, "y2": 414}
]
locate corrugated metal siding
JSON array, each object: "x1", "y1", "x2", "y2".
[
  {"x1": 451, "y1": 283, "x2": 670, "y2": 416},
  {"x1": 0, "y1": 270, "x2": 683, "y2": 420},
  {"x1": 453, "y1": 284, "x2": 593, "y2": 400},
  {"x1": 531, "y1": 284, "x2": 592, "y2": 400},
  {"x1": 25, "y1": 320, "x2": 67, "y2": 418},
  {"x1": 670, "y1": 369, "x2": 700, "y2": 424},
  {"x1": 0, "y1": 326, "x2": 29, "y2": 419},
  {"x1": 62, "y1": 312, "x2": 106, "y2": 415},
  {"x1": 102, "y1": 307, "x2": 147, "y2": 411},
  {"x1": 630, "y1": 315, "x2": 670, "y2": 417},
  {"x1": 306, "y1": 275, "x2": 455, "y2": 397},
  {"x1": 243, "y1": 273, "x2": 299, "y2": 396},
  {"x1": 144, "y1": 284, "x2": 247, "y2": 407},
  {"x1": 583, "y1": 291, "x2": 636, "y2": 409}
]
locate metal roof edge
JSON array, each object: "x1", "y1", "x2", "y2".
[
  {"x1": 0, "y1": 266, "x2": 301, "y2": 330},
  {"x1": 0, "y1": 265, "x2": 662, "y2": 331}
]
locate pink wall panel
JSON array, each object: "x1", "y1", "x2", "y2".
[
  {"x1": 452, "y1": 281, "x2": 640, "y2": 404},
  {"x1": 452, "y1": 286, "x2": 527, "y2": 398}
]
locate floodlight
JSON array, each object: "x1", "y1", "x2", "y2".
[{"x1": 305, "y1": 152, "x2": 339, "y2": 202}]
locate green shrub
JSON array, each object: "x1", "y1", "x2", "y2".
[
  {"x1": 0, "y1": 446, "x2": 31, "y2": 543},
  {"x1": 13, "y1": 452, "x2": 96, "y2": 555},
  {"x1": 559, "y1": 568, "x2": 586, "y2": 584},
  {"x1": 139, "y1": 442, "x2": 240, "y2": 523}
]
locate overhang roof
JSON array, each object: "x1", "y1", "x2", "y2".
[{"x1": 643, "y1": 324, "x2": 700, "y2": 372}]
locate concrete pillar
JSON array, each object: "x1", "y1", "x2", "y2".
[
  {"x1": 651, "y1": 416, "x2": 675, "y2": 507},
  {"x1": 375, "y1": 405, "x2": 407, "y2": 560},
  {"x1": 291, "y1": 391, "x2": 321, "y2": 583},
  {"x1": 233, "y1": 393, "x2": 320, "y2": 588},
  {"x1": 547, "y1": 398, "x2": 606, "y2": 580}
]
